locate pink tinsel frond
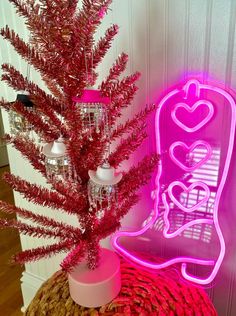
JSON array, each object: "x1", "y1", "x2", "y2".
[
  {"x1": 12, "y1": 240, "x2": 76, "y2": 264},
  {"x1": 8, "y1": 0, "x2": 32, "y2": 20},
  {"x1": 60, "y1": 242, "x2": 86, "y2": 272},
  {"x1": 87, "y1": 240, "x2": 100, "y2": 269},
  {"x1": 6, "y1": 134, "x2": 46, "y2": 176},
  {"x1": 95, "y1": 193, "x2": 140, "y2": 237},
  {"x1": 112, "y1": 103, "x2": 157, "y2": 140},
  {"x1": 0, "y1": 98, "x2": 11, "y2": 111},
  {"x1": 119, "y1": 154, "x2": 160, "y2": 196},
  {"x1": 0, "y1": 218, "x2": 65, "y2": 239},
  {"x1": 100, "y1": 52, "x2": 129, "y2": 91},
  {"x1": 0, "y1": 200, "x2": 82, "y2": 241},
  {"x1": 92, "y1": 24, "x2": 119, "y2": 68},
  {"x1": 109, "y1": 128, "x2": 147, "y2": 167},
  {"x1": 3, "y1": 173, "x2": 87, "y2": 215}
]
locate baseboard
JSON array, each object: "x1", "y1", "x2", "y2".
[{"x1": 20, "y1": 271, "x2": 46, "y2": 312}]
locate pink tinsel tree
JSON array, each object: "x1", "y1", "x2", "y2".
[{"x1": 0, "y1": 0, "x2": 159, "y2": 271}]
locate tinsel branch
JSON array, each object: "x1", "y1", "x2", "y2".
[
  {"x1": 11, "y1": 100, "x2": 58, "y2": 141},
  {"x1": 94, "y1": 155, "x2": 159, "y2": 237},
  {"x1": 58, "y1": 0, "x2": 113, "y2": 96},
  {"x1": 28, "y1": 82, "x2": 65, "y2": 116},
  {"x1": 110, "y1": 72, "x2": 141, "y2": 99},
  {"x1": 66, "y1": 141, "x2": 86, "y2": 180},
  {"x1": 109, "y1": 128, "x2": 147, "y2": 168},
  {"x1": 0, "y1": 26, "x2": 61, "y2": 85},
  {"x1": 3, "y1": 173, "x2": 86, "y2": 215},
  {"x1": 0, "y1": 200, "x2": 82, "y2": 240},
  {"x1": 87, "y1": 240, "x2": 100, "y2": 269},
  {"x1": 12, "y1": 240, "x2": 76, "y2": 264},
  {"x1": 34, "y1": 0, "x2": 77, "y2": 30},
  {"x1": 42, "y1": 75, "x2": 65, "y2": 101},
  {"x1": 28, "y1": 94, "x2": 69, "y2": 138},
  {"x1": 102, "y1": 71, "x2": 140, "y2": 99},
  {"x1": 2, "y1": 64, "x2": 63, "y2": 114},
  {"x1": 0, "y1": 218, "x2": 64, "y2": 239},
  {"x1": 76, "y1": 0, "x2": 112, "y2": 50},
  {"x1": 8, "y1": 1, "x2": 76, "y2": 89},
  {"x1": 50, "y1": 179, "x2": 86, "y2": 205},
  {"x1": 112, "y1": 103, "x2": 157, "y2": 140},
  {"x1": 95, "y1": 193, "x2": 140, "y2": 238},
  {"x1": 115, "y1": 193, "x2": 140, "y2": 222},
  {"x1": 115, "y1": 193, "x2": 140, "y2": 220},
  {"x1": 92, "y1": 24, "x2": 119, "y2": 68},
  {"x1": 108, "y1": 84, "x2": 139, "y2": 122},
  {"x1": 119, "y1": 154, "x2": 160, "y2": 196},
  {"x1": 2, "y1": 66, "x2": 25, "y2": 91},
  {"x1": 60, "y1": 243, "x2": 86, "y2": 272},
  {"x1": 100, "y1": 52, "x2": 129, "y2": 89},
  {"x1": 5, "y1": 134, "x2": 46, "y2": 176},
  {"x1": 29, "y1": 0, "x2": 77, "y2": 60},
  {"x1": 0, "y1": 98, "x2": 11, "y2": 111},
  {"x1": 2, "y1": 64, "x2": 63, "y2": 140},
  {"x1": 94, "y1": 215, "x2": 122, "y2": 240},
  {"x1": 77, "y1": 134, "x2": 107, "y2": 179},
  {"x1": 64, "y1": 103, "x2": 83, "y2": 139},
  {"x1": 66, "y1": 126, "x2": 108, "y2": 181},
  {"x1": 8, "y1": 0, "x2": 32, "y2": 20},
  {"x1": 65, "y1": 0, "x2": 78, "y2": 16},
  {"x1": 63, "y1": 103, "x2": 86, "y2": 177}
]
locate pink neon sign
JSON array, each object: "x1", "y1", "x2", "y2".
[{"x1": 112, "y1": 79, "x2": 236, "y2": 285}]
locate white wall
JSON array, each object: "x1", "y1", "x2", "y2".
[{"x1": 1, "y1": 1, "x2": 236, "y2": 315}]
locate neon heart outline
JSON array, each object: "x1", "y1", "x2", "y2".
[
  {"x1": 168, "y1": 181, "x2": 210, "y2": 212},
  {"x1": 169, "y1": 140, "x2": 213, "y2": 171},
  {"x1": 171, "y1": 100, "x2": 214, "y2": 132}
]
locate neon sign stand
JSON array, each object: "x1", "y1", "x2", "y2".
[{"x1": 112, "y1": 79, "x2": 236, "y2": 285}]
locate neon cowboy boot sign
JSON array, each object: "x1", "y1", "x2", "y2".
[{"x1": 112, "y1": 79, "x2": 236, "y2": 285}]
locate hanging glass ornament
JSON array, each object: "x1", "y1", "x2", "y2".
[
  {"x1": 42, "y1": 137, "x2": 69, "y2": 181},
  {"x1": 72, "y1": 89, "x2": 110, "y2": 140},
  {"x1": 9, "y1": 91, "x2": 34, "y2": 136},
  {"x1": 88, "y1": 163, "x2": 122, "y2": 219}
]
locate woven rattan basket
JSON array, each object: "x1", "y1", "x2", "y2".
[{"x1": 25, "y1": 257, "x2": 217, "y2": 315}]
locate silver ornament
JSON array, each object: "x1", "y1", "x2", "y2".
[
  {"x1": 73, "y1": 89, "x2": 110, "y2": 138},
  {"x1": 9, "y1": 91, "x2": 34, "y2": 136},
  {"x1": 88, "y1": 163, "x2": 122, "y2": 219},
  {"x1": 42, "y1": 137, "x2": 69, "y2": 181}
]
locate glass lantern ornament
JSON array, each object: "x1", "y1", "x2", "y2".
[
  {"x1": 42, "y1": 137, "x2": 69, "y2": 181},
  {"x1": 88, "y1": 163, "x2": 122, "y2": 219},
  {"x1": 9, "y1": 91, "x2": 34, "y2": 136},
  {"x1": 72, "y1": 89, "x2": 110, "y2": 139}
]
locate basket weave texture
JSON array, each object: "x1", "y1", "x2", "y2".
[{"x1": 25, "y1": 257, "x2": 217, "y2": 316}]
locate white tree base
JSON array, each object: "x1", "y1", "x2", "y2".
[{"x1": 68, "y1": 248, "x2": 121, "y2": 308}]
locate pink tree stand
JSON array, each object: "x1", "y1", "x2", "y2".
[{"x1": 68, "y1": 248, "x2": 121, "y2": 308}]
